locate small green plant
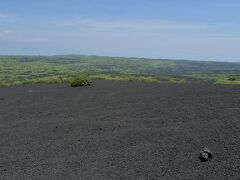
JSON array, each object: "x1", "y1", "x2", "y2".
[
  {"x1": 70, "y1": 75, "x2": 93, "y2": 87},
  {"x1": 228, "y1": 77, "x2": 236, "y2": 81}
]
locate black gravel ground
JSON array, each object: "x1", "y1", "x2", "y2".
[{"x1": 0, "y1": 80, "x2": 240, "y2": 179}]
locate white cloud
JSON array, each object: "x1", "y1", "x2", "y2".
[
  {"x1": 0, "y1": 30, "x2": 13, "y2": 37},
  {"x1": 207, "y1": 35, "x2": 240, "y2": 41},
  {"x1": 53, "y1": 18, "x2": 209, "y2": 32},
  {"x1": 24, "y1": 37, "x2": 49, "y2": 42},
  {"x1": 0, "y1": 13, "x2": 11, "y2": 19},
  {"x1": 1, "y1": 36, "x2": 49, "y2": 43}
]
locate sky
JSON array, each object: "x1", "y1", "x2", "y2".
[{"x1": 0, "y1": 0, "x2": 240, "y2": 62}]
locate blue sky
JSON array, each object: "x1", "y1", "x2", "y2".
[{"x1": 0, "y1": 0, "x2": 240, "y2": 62}]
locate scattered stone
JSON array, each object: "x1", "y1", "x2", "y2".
[
  {"x1": 28, "y1": 90, "x2": 33, "y2": 93},
  {"x1": 25, "y1": 156, "x2": 31, "y2": 160},
  {"x1": 0, "y1": 97, "x2": 4, "y2": 101},
  {"x1": 199, "y1": 148, "x2": 213, "y2": 162},
  {"x1": 99, "y1": 128, "x2": 102, "y2": 131}
]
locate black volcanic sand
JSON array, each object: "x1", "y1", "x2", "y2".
[{"x1": 0, "y1": 80, "x2": 240, "y2": 179}]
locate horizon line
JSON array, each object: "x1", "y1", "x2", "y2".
[{"x1": 0, "y1": 53, "x2": 240, "y2": 63}]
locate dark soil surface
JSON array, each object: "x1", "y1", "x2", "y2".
[{"x1": 0, "y1": 80, "x2": 240, "y2": 179}]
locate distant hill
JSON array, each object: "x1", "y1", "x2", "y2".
[
  {"x1": 0, "y1": 55, "x2": 240, "y2": 86},
  {"x1": 4, "y1": 55, "x2": 240, "y2": 75}
]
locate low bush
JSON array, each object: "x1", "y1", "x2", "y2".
[
  {"x1": 228, "y1": 77, "x2": 236, "y2": 81},
  {"x1": 70, "y1": 75, "x2": 93, "y2": 87}
]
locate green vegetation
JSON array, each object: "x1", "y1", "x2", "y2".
[
  {"x1": 192, "y1": 73, "x2": 240, "y2": 85},
  {"x1": 90, "y1": 74, "x2": 187, "y2": 83},
  {"x1": 0, "y1": 55, "x2": 239, "y2": 87},
  {"x1": 90, "y1": 74, "x2": 160, "y2": 83},
  {"x1": 70, "y1": 75, "x2": 93, "y2": 87}
]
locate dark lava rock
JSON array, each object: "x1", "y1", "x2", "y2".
[
  {"x1": 25, "y1": 156, "x2": 31, "y2": 160},
  {"x1": 199, "y1": 148, "x2": 213, "y2": 162}
]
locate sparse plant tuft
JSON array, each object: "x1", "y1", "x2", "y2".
[
  {"x1": 70, "y1": 75, "x2": 93, "y2": 87},
  {"x1": 228, "y1": 77, "x2": 236, "y2": 81}
]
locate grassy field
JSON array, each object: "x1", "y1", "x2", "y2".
[{"x1": 0, "y1": 55, "x2": 240, "y2": 87}]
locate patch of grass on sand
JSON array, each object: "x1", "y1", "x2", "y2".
[
  {"x1": 90, "y1": 74, "x2": 187, "y2": 84},
  {"x1": 0, "y1": 73, "x2": 189, "y2": 87},
  {"x1": 192, "y1": 73, "x2": 240, "y2": 85},
  {"x1": 90, "y1": 74, "x2": 160, "y2": 83}
]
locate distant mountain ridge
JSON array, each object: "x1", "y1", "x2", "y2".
[
  {"x1": 5, "y1": 54, "x2": 239, "y2": 75},
  {"x1": 0, "y1": 55, "x2": 240, "y2": 86}
]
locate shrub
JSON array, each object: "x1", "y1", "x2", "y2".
[
  {"x1": 70, "y1": 75, "x2": 93, "y2": 87},
  {"x1": 228, "y1": 77, "x2": 236, "y2": 81},
  {"x1": 0, "y1": 82, "x2": 8, "y2": 87},
  {"x1": 47, "y1": 77, "x2": 64, "y2": 84}
]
